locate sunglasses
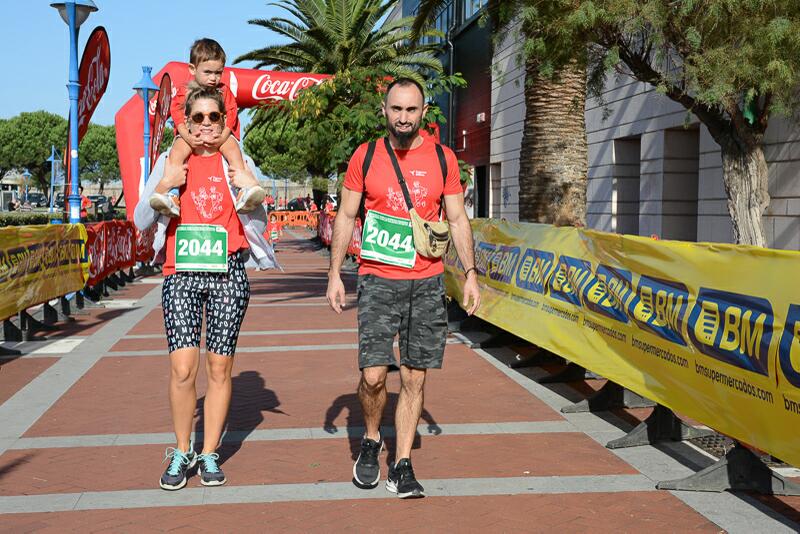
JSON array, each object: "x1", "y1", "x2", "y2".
[{"x1": 189, "y1": 111, "x2": 223, "y2": 124}]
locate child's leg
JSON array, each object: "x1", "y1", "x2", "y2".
[
  {"x1": 220, "y1": 137, "x2": 251, "y2": 178},
  {"x1": 168, "y1": 137, "x2": 193, "y2": 166},
  {"x1": 202, "y1": 352, "x2": 235, "y2": 453},
  {"x1": 166, "y1": 139, "x2": 192, "y2": 196},
  {"x1": 169, "y1": 348, "x2": 201, "y2": 452}
]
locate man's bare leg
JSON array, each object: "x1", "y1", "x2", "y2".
[{"x1": 394, "y1": 365, "x2": 426, "y2": 460}]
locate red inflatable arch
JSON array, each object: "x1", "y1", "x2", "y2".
[{"x1": 114, "y1": 61, "x2": 329, "y2": 217}]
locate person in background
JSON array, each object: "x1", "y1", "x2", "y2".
[{"x1": 80, "y1": 185, "x2": 92, "y2": 220}]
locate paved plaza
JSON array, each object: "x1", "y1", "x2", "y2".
[{"x1": 0, "y1": 230, "x2": 798, "y2": 532}]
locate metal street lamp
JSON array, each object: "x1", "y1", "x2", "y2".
[
  {"x1": 133, "y1": 66, "x2": 159, "y2": 183},
  {"x1": 50, "y1": 0, "x2": 98, "y2": 223},
  {"x1": 21, "y1": 169, "x2": 31, "y2": 203}
]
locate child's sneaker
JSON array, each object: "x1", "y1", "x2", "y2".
[
  {"x1": 149, "y1": 192, "x2": 180, "y2": 218},
  {"x1": 159, "y1": 446, "x2": 196, "y2": 491},
  {"x1": 197, "y1": 452, "x2": 226, "y2": 486},
  {"x1": 235, "y1": 186, "x2": 266, "y2": 213}
]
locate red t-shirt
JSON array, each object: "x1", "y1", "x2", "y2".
[
  {"x1": 80, "y1": 195, "x2": 91, "y2": 218},
  {"x1": 162, "y1": 152, "x2": 248, "y2": 275},
  {"x1": 170, "y1": 82, "x2": 240, "y2": 140},
  {"x1": 344, "y1": 137, "x2": 461, "y2": 280}
]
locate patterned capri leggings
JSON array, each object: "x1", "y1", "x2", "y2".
[{"x1": 161, "y1": 252, "x2": 250, "y2": 356}]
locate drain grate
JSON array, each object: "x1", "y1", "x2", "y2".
[
  {"x1": 689, "y1": 434, "x2": 734, "y2": 458},
  {"x1": 689, "y1": 434, "x2": 790, "y2": 467}
]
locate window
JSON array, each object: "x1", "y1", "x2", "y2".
[
  {"x1": 464, "y1": 0, "x2": 486, "y2": 20},
  {"x1": 427, "y1": 1, "x2": 453, "y2": 44}
]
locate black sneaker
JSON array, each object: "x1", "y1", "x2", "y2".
[
  {"x1": 386, "y1": 458, "x2": 424, "y2": 498},
  {"x1": 197, "y1": 452, "x2": 227, "y2": 486},
  {"x1": 159, "y1": 447, "x2": 197, "y2": 490},
  {"x1": 353, "y1": 434, "x2": 383, "y2": 488}
]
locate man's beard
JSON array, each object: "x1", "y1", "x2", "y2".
[{"x1": 387, "y1": 120, "x2": 420, "y2": 147}]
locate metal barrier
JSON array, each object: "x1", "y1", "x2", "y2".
[{"x1": 0, "y1": 221, "x2": 153, "y2": 353}]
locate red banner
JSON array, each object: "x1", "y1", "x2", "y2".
[
  {"x1": 115, "y1": 62, "x2": 330, "y2": 217},
  {"x1": 64, "y1": 26, "x2": 111, "y2": 187},
  {"x1": 150, "y1": 73, "x2": 172, "y2": 171},
  {"x1": 136, "y1": 225, "x2": 156, "y2": 263},
  {"x1": 85, "y1": 221, "x2": 135, "y2": 286},
  {"x1": 317, "y1": 211, "x2": 362, "y2": 256},
  {"x1": 78, "y1": 27, "x2": 111, "y2": 142}
]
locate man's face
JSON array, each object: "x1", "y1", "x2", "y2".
[
  {"x1": 382, "y1": 84, "x2": 428, "y2": 144},
  {"x1": 189, "y1": 59, "x2": 225, "y2": 88}
]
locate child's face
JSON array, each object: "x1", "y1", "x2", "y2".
[{"x1": 189, "y1": 59, "x2": 225, "y2": 88}]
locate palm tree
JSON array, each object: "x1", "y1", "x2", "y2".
[
  {"x1": 235, "y1": 0, "x2": 443, "y2": 81},
  {"x1": 412, "y1": 0, "x2": 588, "y2": 225}
]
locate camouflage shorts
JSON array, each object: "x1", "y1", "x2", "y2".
[{"x1": 357, "y1": 273, "x2": 448, "y2": 369}]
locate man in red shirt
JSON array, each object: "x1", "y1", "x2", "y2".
[{"x1": 326, "y1": 78, "x2": 480, "y2": 498}]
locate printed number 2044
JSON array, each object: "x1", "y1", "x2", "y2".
[
  {"x1": 364, "y1": 226, "x2": 413, "y2": 252},
  {"x1": 177, "y1": 239, "x2": 224, "y2": 257}
]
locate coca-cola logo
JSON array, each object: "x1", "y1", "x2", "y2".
[
  {"x1": 108, "y1": 224, "x2": 134, "y2": 264},
  {"x1": 252, "y1": 74, "x2": 324, "y2": 102},
  {"x1": 76, "y1": 27, "x2": 110, "y2": 142},
  {"x1": 78, "y1": 48, "x2": 108, "y2": 128},
  {"x1": 150, "y1": 74, "x2": 172, "y2": 167},
  {"x1": 88, "y1": 225, "x2": 107, "y2": 280}
]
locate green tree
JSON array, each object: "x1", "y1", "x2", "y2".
[
  {"x1": 235, "y1": 0, "x2": 443, "y2": 82},
  {"x1": 502, "y1": 1, "x2": 800, "y2": 246},
  {"x1": 159, "y1": 126, "x2": 175, "y2": 155},
  {"x1": 243, "y1": 115, "x2": 308, "y2": 183},
  {"x1": 412, "y1": 1, "x2": 589, "y2": 226},
  {"x1": 246, "y1": 68, "x2": 465, "y2": 198},
  {"x1": 80, "y1": 124, "x2": 119, "y2": 194},
  {"x1": 0, "y1": 111, "x2": 68, "y2": 192},
  {"x1": 238, "y1": 0, "x2": 454, "y2": 200}
]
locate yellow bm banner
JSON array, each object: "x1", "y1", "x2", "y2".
[
  {"x1": 444, "y1": 219, "x2": 800, "y2": 466},
  {"x1": 0, "y1": 224, "x2": 88, "y2": 321}
]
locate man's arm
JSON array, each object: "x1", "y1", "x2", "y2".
[
  {"x1": 444, "y1": 192, "x2": 480, "y2": 315},
  {"x1": 326, "y1": 186, "x2": 362, "y2": 313}
]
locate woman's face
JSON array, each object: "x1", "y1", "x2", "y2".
[{"x1": 187, "y1": 98, "x2": 224, "y2": 145}]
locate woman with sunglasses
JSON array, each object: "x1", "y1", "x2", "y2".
[{"x1": 134, "y1": 83, "x2": 278, "y2": 491}]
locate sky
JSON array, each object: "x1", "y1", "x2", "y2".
[{"x1": 1, "y1": 0, "x2": 287, "y2": 126}]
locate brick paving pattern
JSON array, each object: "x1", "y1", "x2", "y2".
[{"x1": 0, "y1": 229, "x2": 797, "y2": 531}]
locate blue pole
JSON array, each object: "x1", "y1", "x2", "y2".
[
  {"x1": 142, "y1": 67, "x2": 153, "y2": 183},
  {"x1": 66, "y1": 2, "x2": 81, "y2": 223}
]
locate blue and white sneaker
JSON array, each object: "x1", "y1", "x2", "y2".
[
  {"x1": 159, "y1": 446, "x2": 197, "y2": 491},
  {"x1": 197, "y1": 452, "x2": 226, "y2": 486}
]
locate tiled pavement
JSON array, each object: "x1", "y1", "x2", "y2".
[{"x1": 0, "y1": 229, "x2": 798, "y2": 532}]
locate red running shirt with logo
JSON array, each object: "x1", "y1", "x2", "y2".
[
  {"x1": 162, "y1": 152, "x2": 248, "y2": 275},
  {"x1": 343, "y1": 137, "x2": 462, "y2": 280}
]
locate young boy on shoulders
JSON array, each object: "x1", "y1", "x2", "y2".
[{"x1": 149, "y1": 38, "x2": 264, "y2": 217}]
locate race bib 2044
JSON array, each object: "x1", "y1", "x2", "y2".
[
  {"x1": 360, "y1": 210, "x2": 416, "y2": 269},
  {"x1": 174, "y1": 224, "x2": 228, "y2": 273}
]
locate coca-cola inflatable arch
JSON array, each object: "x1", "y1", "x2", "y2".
[{"x1": 114, "y1": 62, "x2": 329, "y2": 217}]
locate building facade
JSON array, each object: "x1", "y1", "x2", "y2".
[{"x1": 392, "y1": 2, "x2": 800, "y2": 249}]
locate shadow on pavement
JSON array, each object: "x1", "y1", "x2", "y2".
[
  {"x1": 0, "y1": 453, "x2": 34, "y2": 481},
  {"x1": 194, "y1": 370, "x2": 287, "y2": 465},
  {"x1": 323, "y1": 392, "x2": 441, "y2": 465}
]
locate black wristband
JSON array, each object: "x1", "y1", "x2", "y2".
[{"x1": 464, "y1": 266, "x2": 477, "y2": 277}]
